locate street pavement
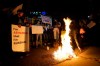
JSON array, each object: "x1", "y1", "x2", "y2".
[
  {"x1": 55, "y1": 46, "x2": 100, "y2": 66},
  {"x1": 1, "y1": 46, "x2": 100, "y2": 66}
]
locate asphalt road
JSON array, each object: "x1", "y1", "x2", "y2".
[{"x1": 1, "y1": 46, "x2": 100, "y2": 66}]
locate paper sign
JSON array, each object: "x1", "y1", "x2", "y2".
[
  {"x1": 11, "y1": 24, "x2": 29, "y2": 52},
  {"x1": 87, "y1": 21, "x2": 96, "y2": 28},
  {"x1": 32, "y1": 25, "x2": 43, "y2": 34}
]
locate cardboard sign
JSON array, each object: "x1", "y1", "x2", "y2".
[
  {"x1": 11, "y1": 24, "x2": 29, "y2": 52},
  {"x1": 32, "y1": 25, "x2": 43, "y2": 34},
  {"x1": 87, "y1": 21, "x2": 96, "y2": 28}
]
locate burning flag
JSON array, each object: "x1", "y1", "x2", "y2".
[{"x1": 53, "y1": 17, "x2": 76, "y2": 61}]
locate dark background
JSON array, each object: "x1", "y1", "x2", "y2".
[
  {"x1": 0, "y1": 0, "x2": 100, "y2": 18},
  {"x1": 0, "y1": 0, "x2": 100, "y2": 45},
  {"x1": 0, "y1": 1, "x2": 100, "y2": 64}
]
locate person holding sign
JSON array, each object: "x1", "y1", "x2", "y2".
[
  {"x1": 35, "y1": 19, "x2": 43, "y2": 48},
  {"x1": 53, "y1": 19, "x2": 61, "y2": 43},
  {"x1": 11, "y1": 10, "x2": 23, "y2": 27}
]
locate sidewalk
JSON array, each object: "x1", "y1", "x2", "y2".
[
  {"x1": 0, "y1": 46, "x2": 60, "y2": 66},
  {"x1": 1, "y1": 46, "x2": 100, "y2": 66},
  {"x1": 12, "y1": 46, "x2": 62, "y2": 66},
  {"x1": 55, "y1": 46, "x2": 100, "y2": 66}
]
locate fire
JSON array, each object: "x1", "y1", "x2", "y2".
[{"x1": 53, "y1": 17, "x2": 76, "y2": 61}]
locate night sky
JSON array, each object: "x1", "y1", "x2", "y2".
[
  {"x1": 28, "y1": 0, "x2": 90, "y2": 17},
  {"x1": 0, "y1": 0, "x2": 100, "y2": 18},
  {"x1": 24, "y1": 0, "x2": 100, "y2": 19}
]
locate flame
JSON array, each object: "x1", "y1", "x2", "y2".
[{"x1": 53, "y1": 17, "x2": 76, "y2": 61}]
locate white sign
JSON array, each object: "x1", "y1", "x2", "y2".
[
  {"x1": 41, "y1": 15, "x2": 52, "y2": 25},
  {"x1": 11, "y1": 24, "x2": 29, "y2": 52},
  {"x1": 32, "y1": 25, "x2": 43, "y2": 34},
  {"x1": 87, "y1": 21, "x2": 96, "y2": 28}
]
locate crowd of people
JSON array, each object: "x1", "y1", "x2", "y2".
[
  {"x1": 1, "y1": 9, "x2": 100, "y2": 55},
  {"x1": 5, "y1": 9, "x2": 100, "y2": 49},
  {"x1": 31, "y1": 17, "x2": 62, "y2": 48},
  {"x1": 9, "y1": 9, "x2": 62, "y2": 48},
  {"x1": 1, "y1": 2, "x2": 100, "y2": 65}
]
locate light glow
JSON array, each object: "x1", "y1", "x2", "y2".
[{"x1": 53, "y1": 17, "x2": 76, "y2": 61}]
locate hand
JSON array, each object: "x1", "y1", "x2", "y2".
[
  {"x1": 18, "y1": 24, "x2": 21, "y2": 28},
  {"x1": 80, "y1": 28, "x2": 85, "y2": 34},
  {"x1": 29, "y1": 24, "x2": 32, "y2": 27},
  {"x1": 81, "y1": 35, "x2": 84, "y2": 38}
]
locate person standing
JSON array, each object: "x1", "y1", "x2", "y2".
[
  {"x1": 53, "y1": 19, "x2": 61, "y2": 42},
  {"x1": 69, "y1": 19, "x2": 81, "y2": 51},
  {"x1": 11, "y1": 9, "x2": 25, "y2": 27},
  {"x1": 35, "y1": 19, "x2": 42, "y2": 48},
  {"x1": 53, "y1": 19, "x2": 61, "y2": 48}
]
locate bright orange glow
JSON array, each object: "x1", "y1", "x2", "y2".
[
  {"x1": 53, "y1": 17, "x2": 76, "y2": 61},
  {"x1": 80, "y1": 28, "x2": 85, "y2": 34}
]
